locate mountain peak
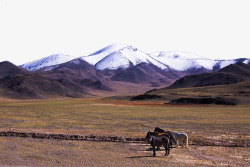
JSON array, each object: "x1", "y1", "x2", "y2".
[
  {"x1": 20, "y1": 54, "x2": 76, "y2": 71},
  {"x1": 80, "y1": 43, "x2": 130, "y2": 65},
  {"x1": 84, "y1": 44, "x2": 168, "y2": 70},
  {"x1": 106, "y1": 43, "x2": 130, "y2": 50}
]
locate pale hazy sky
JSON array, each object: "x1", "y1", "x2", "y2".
[{"x1": 0, "y1": 0, "x2": 250, "y2": 65}]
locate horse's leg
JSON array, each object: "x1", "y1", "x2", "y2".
[
  {"x1": 168, "y1": 141, "x2": 171, "y2": 155},
  {"x1": 163, "y1": 144, "x2": 170, "y2": 156},
  {"x1": 170, "y1": 137, "x2": 173, "y2": 149},
  {"x1": 181, "y1": 140, "x2": 184, "y2": 148},
  {"x1": 186, "y1": 136, "x2": 188, "y2": 148},
  {"x1": 152, "y1": 146, "x2": 156, "y2": 157},
  {"x1": 185, "y1": 138, "x2": 188, "y2": 148},
  {"x1": 182, "y1": 139, "x2": 186, "y2": 148},
  {"x1": 164, "y1": 145, "x2": 167, "y2": 156}
]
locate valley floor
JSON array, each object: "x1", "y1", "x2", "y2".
[{"x1": 0, "y1": 98, "x2": 249, "y2": 166}]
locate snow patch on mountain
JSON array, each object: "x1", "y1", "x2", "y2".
[
  {"x1": 150, "y1": 51, "x2": 204, "y2": 60},
  {"x1": 119, "y1": 46, "x2": 148, "y2": 65},
  {"x1": 194, "y1": 59, "x2": 217, "y2": 70},
  {"x1": 70, "y1": 59, "x2": 81, "y2": 65},
  {"x1": 149, "y1": 51, "x2": 245, "y2": 71},
  {"x1": 95, "y1": 52, "x2": 131, "y2": 70},
  {"x1": 150, "y1": 51, "x2": 207, "y2": 71},
  {"x1": 243, "y1": 59, "x2": 250, "y2": 64},
  {"x1": 81, "y1": 43, "x2": 129, "y2": 65},
  {"x1": 21, "y1": 54, "x2": 76, "y2": 71},
  {"x1": 217, "y1": 60, "x2": 237, "y2": 69}
]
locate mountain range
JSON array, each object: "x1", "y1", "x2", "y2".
[
  {"x1": 20, "y1": 44, "x2": 250, "y2": 72},
  {"x1": 1, "y1": 43, "x2": 250, "y2": 99}
]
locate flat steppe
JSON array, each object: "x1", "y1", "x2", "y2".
[{"x1": 0, "y1": 98, "x2": 249, "y2": 166}]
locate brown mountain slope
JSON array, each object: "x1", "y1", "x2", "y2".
[
  {"x1": 219, "y1": 62, "x2": 250, "y2": 76},
  {"x1": 0, "y1": 61, "x2": 29, "y2": 79},
  {"x1": 39, "y1": 59, "x2": 111, "y2": 91},
  {"x1": 97, "y1": 63, "x2": 183, "y2": 87},
  {"x1": 0, "y1": 61, "x2": 87, "y2": 99},
  {"x1": 40, "y1": 61, "x2": 187, "y2": 95},
  {"x1": 165, "y1": 63, "x2": 250, "y2": 89},
  {"x1": 0, "y1": 73, "x2": 83, "y2": 99}
]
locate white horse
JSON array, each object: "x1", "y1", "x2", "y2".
[
  {"x1": 169, "y1": 131, "x2": 188, "y2": 148},
  {"x1": 154, "y1": 127, "x2": 188, "y2": 148}
]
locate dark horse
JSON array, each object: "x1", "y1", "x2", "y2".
[
  {"x1": 146, "y1": 132, "x2": 170, "y2": 157},
  {"x1": 154, "y1": 127, "x2": 175, "y2": 148}
]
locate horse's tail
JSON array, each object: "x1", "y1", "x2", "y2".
[{"x1": 185, "y1": 134, "x2": 188, "y2": 148}]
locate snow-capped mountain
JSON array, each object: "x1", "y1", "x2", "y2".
[
  {"x1": 80, "y1": 44, "x2": 250, "y2": 71},
  {"x1": 81, "y1": 44, "x2": 167, "y2": 70},
  {"x1": 20, "y1": 54, "x2": 76, "y2": 71},
  {"x1": 149, "y1": 51, "x2": 242, "y2": 71}
]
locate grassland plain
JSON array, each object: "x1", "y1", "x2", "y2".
[{"x1": 0, "y1": 98, "x2": 249, "y2": 166}]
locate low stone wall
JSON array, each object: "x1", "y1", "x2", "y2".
[{"x1": 0, "y1": 131, "x2": 144, "y2": 143}]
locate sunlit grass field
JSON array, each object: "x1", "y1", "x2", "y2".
[{"x1": 0, "y1": 98, "x2": 249, "y2": 139}]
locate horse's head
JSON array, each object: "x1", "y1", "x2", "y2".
[
  {"x1": 146, "y1": 132, "x2": 151, "y2": 138},
  {"x1": 154, "y1": 127, "x2": 165, "y2": 133},
  {"x1": 146, "y1": 132, "x2": 153, "y2": 143}
]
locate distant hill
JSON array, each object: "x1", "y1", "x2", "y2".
[
  {"x1": 0, "y1": 61, "x2": 29, "y2": 79},
  {"x1": 0, "y1": 73, "x2": 83, "y2": 99},
  {"x1": 165, "y1": 63, "x2": 250, "y2": 89},
  {"x1": 0, "y1": 62, "x2": 84, "y2": 99},
  {"x1": 131, "y1": 80, "x2": 250, "y2": 104}
]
